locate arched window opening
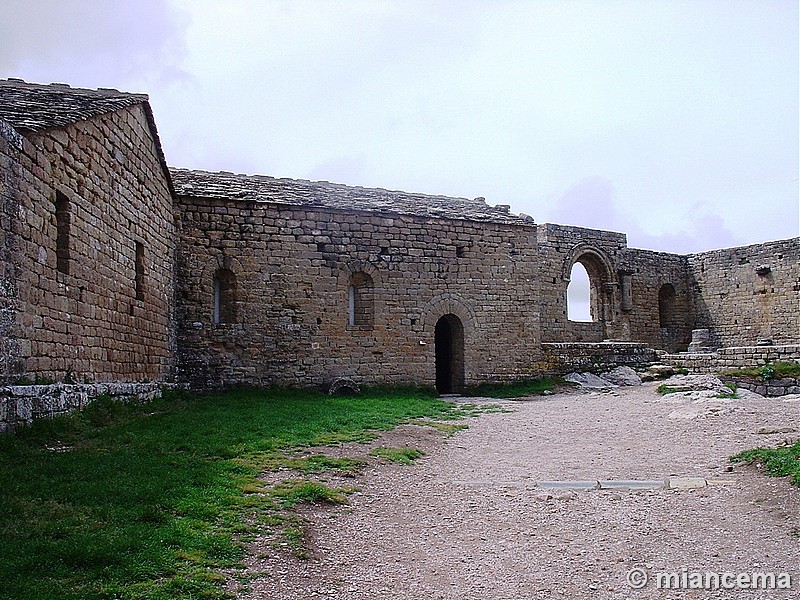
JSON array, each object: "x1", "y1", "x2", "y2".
[
  {"x1": 347, "y1": 271, "x2": 374, "y2": 328},
  {"x1": 213, "y1": 268, "x2": 237, "y2": 324},
  {"x1": 659, "y1": 283, "x2": 678, "y2": 328},
  {"x1": 567, "y1": 262, "x2": 592, "y2": 322}
]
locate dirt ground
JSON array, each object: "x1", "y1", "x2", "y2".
[{"x1": 234, "y1": 382, "x2": 800, "y2": 599}]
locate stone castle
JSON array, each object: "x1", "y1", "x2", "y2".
[{"x1": 1, "y1": 79, "x2": 798, "y2": 427}]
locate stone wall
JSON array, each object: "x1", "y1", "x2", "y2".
[
  {"x1": 538, "y1": 342, "x2": 658, "y2": 374},
  {"x1": 8, "y1": 106, "x2": 175, "y2": 384},
  {"x1": 621, "y1": 249, "x2": 693, "y2": 352},
  {"x1": 663, "y1": 344, "x2": 800, "y2": 374},
  {"x1": 688, "y1": 239, "x2": 800, "y2": 347},
  {"x1": 535, "y1": 224, "x2": 694, "y2": 351},
  {"x1": 0, "y1": 382, "x2": 167, "y2": 432},
  {"x1": 174, "y1": 189, "x2": 701, "y2": 389},
  {"x1": 0, "y1": 119, "x2": 22, "y2": 383},
  {"x1": 175, "y1": 195, "x2": 544, "y2": 389}
]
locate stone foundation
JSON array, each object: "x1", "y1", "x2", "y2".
[
  {"x1": 663, "y1": 344, "x2": 800, "y2": 374},
  {"x1": 719, "y1": 375, "x2": 800, "y2": 397},
  {"x1": 539, "y1": 342, "x2": 658, "y2": 374},
  {"x1": 0, "y1": 382, "x2": 169, "y2": 432}
]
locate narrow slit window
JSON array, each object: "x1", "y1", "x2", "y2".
[
  {"x1": 54, "y1": 192, "x2": 71, "y2": 275},
  {"x1": 134, "y1": 241, "x2": 145, "y2": 301}
]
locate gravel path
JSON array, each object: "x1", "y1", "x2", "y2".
[{"x1": 236, "y1": 382, "x2": 800, "y2": 599}]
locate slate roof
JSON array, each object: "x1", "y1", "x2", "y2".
[
  {"x1": 0, "y1": 78, "x2": 173, "y2": 194},
  {"x1": 171, "y1": 168, "x2": 534, "y2": 225},
  {"x1": 0, "y1": 79, "x2": 148, "y2": 132}
]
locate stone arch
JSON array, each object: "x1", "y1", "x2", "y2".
[
  {"x1": 562, "y1": 245, "x2": 616, "y2": 323},
  {"x1": 435, "y1": 314, "x2": 465, "y2": 394},
  {"x1": 421, "y1": 294, "x2": 476, "y2": 336},
  {"x1": 422, "y1": 294, "x2": 475, "y2": 394}
]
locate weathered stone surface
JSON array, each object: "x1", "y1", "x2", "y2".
[
  {"x1": 0, "y1": 77, "x2": 798, "y2": 424},
  {"x1": 601, "y1": 366, "x2": 642, "y2": 386},
  {"x1": 564, "y1": 372, "x2": 616, "y2": 389}
]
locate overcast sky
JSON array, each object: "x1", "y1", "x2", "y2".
[{"x1": 2, "y1": 0, "x2": 798, "y2": 255}]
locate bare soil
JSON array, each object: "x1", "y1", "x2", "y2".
[{"x1": 234, "y1": 382, "x2": 800, "y2": 599}]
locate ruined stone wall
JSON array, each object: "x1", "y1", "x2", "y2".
[
  {"x1": 688, "y1": 239, "x2": 800, "y2": 347},
  {"x1": 0, "y1": 119, "x2": 22, "y2": 383},
  {"x1": 9, "y1": 107, "x2": 175, "y2": 383},
  {"x1": 175, "y1": 196, "x2": 544, "y2": 389},
  {"x1": 535, "y1": 223, "x2": 629, "y2": 343},
  {"x1": 533, "y1": 224, "x2": 694, "y2": 350},
  {"x1": 620, "y1": 249, "x2": 692, "y2": 352}
]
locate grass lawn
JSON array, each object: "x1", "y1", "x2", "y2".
[{"x1": 0, "y1": 386, "x2": 463, "y2": 600}]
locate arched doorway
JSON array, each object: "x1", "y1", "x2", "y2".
[{"x1": 435, "y1": 314, "x2": 464, "y2": 394}]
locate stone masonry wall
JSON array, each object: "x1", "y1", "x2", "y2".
[
  {"x1": 621, "y1": 248, "x2": 693, "y2": 352},
  {"x1": 175, "y1": 196, "x2": 543, "y2": 389},
  {"x1": 534, "y1": 224, "x2": 694, "y2": 351},
  {"x1": 688, "y1": 239, "x2": 800, "y2": 347},
  {"x1": 10, "y1": 106, "x2": 175, "y2": 383},
  {"x1": 175, "y1": 195, "x2": 704, "y2": 389},
  {"x1": 0, "y1": 119, "x2": 22, "y2": 383}
]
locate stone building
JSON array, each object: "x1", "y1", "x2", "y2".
[
  {"x1": 0, "y1": 80, "x2": 175, "y2": 389},
  {"x1": 1, "y1": 79, "x2": 798, "y2": 422}
]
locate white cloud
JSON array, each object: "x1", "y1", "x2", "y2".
[{"x1": 3, "y1": 0, "x2": 797, "y2": 252}]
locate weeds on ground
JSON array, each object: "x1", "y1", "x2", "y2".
[
  {"x1": 0, "y1": 385, "x2": 461, "y2": 600},
  {"x1": 714, "y1": 383, "x2": 738, "y2": 399},
  {"x1": 657, "y1": 383, "x2": 687, "y2": 395},
  {"x1": 369, "y1": 446, "x2": 426, "y2": 465},
  {"x1": 731, "y1": 442, "x2": 800, "y2": 487}
]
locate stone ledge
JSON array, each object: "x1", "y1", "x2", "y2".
[{"x1": 0, "y1": 381, "x2": 175, "y2": 433}]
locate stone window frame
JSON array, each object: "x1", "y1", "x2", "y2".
[
  {"x1": 347, "y1": 271, "x2": 374, "y2": 329},
  {"x1": 134, "y1": 241, "x2": 145, "y2": 301},
  {"x1": 562, "y1": 244, "x2": 617, "y2": 324},
  {"x1": 212, "y1": 267, "x2": 238, "y2": 324},
  {"x1": 201, "y1": 255, "x2": 245, "y2": 326},
  {"x1": 341, "y1": 260, "x2": 381, "y2": 332}
]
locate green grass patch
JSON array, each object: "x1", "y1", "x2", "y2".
[
  {"x1": 721, "y1": 361, "x2": 800, "y2": 381},
  {"x1": 715, "y1": 382, "x2": 738, "y2": 399},
  {"x1": 731, "y1": 442, "x2": 800, "y2": 487},
  {"x1": 268, "y1": 479, "x2": 355, "y2": 509},
  {"x1": 463, "y1": 376, "x2": 563, "y2": 398},
  {"x1": 369, "y1": 446, "x2": 426, "y2": 465},
  {"x1": 0, "y1": 385, "x2": 460, "y2": 600},
  {"x1": 657, "y1": 383, "x2": 689, "y2": 395}
]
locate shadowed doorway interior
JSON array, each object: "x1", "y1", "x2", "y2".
[{"x1": 435, "y1": 314, "x2": 465, "y2": 394}]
